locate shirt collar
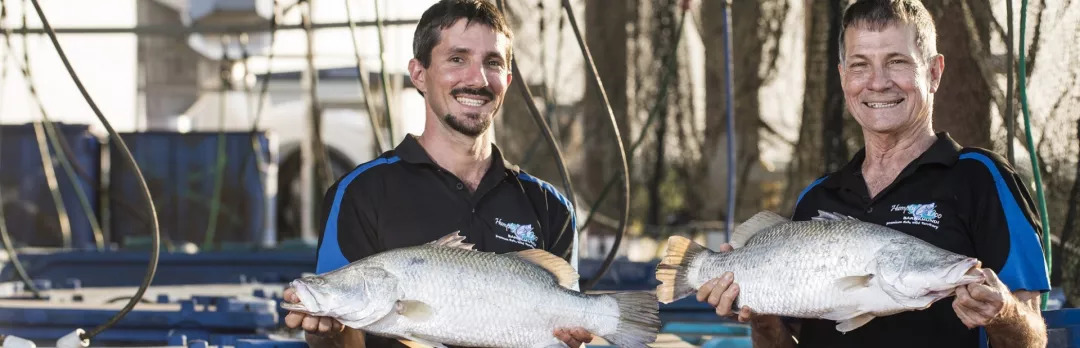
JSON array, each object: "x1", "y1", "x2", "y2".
[
  {"x1": 394, "y1": 134, "x2": 516, "y2": 178},
  {"x1": 823, "y1": 132, "x2": 962, "y2": 189}
]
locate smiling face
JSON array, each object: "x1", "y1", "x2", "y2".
[
  {"x1": 839, "y1": 22, "x2": 943, "y2": 137},
  {"x1": 409, "y1": 18, "x2": 512, "y2": 138}
]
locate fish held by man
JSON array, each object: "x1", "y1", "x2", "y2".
[
  {"x1": 282, "y1": 232, "x2": 660, "y2": 348},
  {"x1": 655, "y1": 211, "x2": 986, "y2": 332}
]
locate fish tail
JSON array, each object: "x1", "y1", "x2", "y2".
[
  {"x1": 655, "y1": 235, "x2": 707, "y2": 303},
  {"x1": 603, "y1": 291, "x2": 660, "y2": 348}
]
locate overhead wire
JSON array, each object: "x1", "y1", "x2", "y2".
[
  {"x1": 26, "y1": 0, "x2": 161, "y2": 339},
  {"x1": 558, "y1": 0, "x2": 631, "y2": 291},
  {"x1": 11, "y1": 4, "x2": 105, "y2": 250},
  {"x1": 0, "y1": 0, "x2": 41, "y2": 298},
  {"x1": 372, "y1": 0, "x2": 395, "y2": 147},
  {"x1": 203, "y1": 38, "x2": 233, "y2": 251},
  {"x1": 578, "y1": 6, "x2": 687, "y2": 235},
  {"x1": 344, "y1": 0, "x2": 386, "y2": 154},
  {"x1": 493, "y1": 0, "x2": 577, "y2": 261}
]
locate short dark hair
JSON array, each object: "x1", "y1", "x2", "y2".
[
  {"x1": 839, "y1": 0, "x2": 937, "y2": 64},
  {"x1": 412, "y1": 0, "x2": 513, "y2": 68}
]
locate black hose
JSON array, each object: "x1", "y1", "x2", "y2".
[
  {"x1": 492, "y1": 1, "x2": 578, "y2": 262},
  {"x1": 26, "y1": 0, "x2": 161, "y2": 340},
  {"x1": 558, "y1": 0, "x2": 631, "y2": 291}
]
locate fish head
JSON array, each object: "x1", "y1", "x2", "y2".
[
  {"x1": 875, "y1": 243, "x2": 985, "y2": 306},
  {"x1": 282, "y1": 265, "x2": 400, "y2": 327}
]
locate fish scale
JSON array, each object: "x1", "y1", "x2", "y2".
[{"x1": 657, "y1": 211, "x2": 985, "y2": 332}]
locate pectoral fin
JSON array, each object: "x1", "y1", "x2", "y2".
[
  {"x1": 835, "y1": 274, "x2": 874, "y2": 291},
  {"x1": 395, "y1": 300, "x2": 434, "y2": 321},
  {"x1": 400, "y1": 334, "x2": 447, "y2": 348},
  {"x1": 836, "y1": 313, "x2": 876, "y2": 333}
]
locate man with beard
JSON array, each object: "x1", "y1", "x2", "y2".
[{"x1": 281, "y1": 1, "x2": 591, "y2": 347}]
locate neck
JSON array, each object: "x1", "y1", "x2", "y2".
[
  {"x1": 862, "y1": 126, "x2": 936, "y2": 171},
  {"x1": 417, "y1": 115, "x2": 494, "y2": 188},
  {"x1": 859, "y1": 126, "x2": 936, "y2": 199}
]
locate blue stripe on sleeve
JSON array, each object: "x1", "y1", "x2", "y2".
[
  {"x1": 316, "y1": 156, "x2": 400, "y2": 274},
  {"x1": 795, "y1": 177, "x2": 827, "y2": 208},
  {"x1": 959, "y1": 153, "x2": 1050, "y2": 292},
  {"x1": 517, "y1": 173, "x2": 578, "y2": 270}
]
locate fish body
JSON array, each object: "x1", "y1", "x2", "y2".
[
  {"x1": 284, "y1": 232, "x2": 659, "y2": 348},
  {"x1": 656, "y1": 211, "x2": 985, "y2": 332}
]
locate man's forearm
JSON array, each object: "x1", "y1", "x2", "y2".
[
  {"x1": 751, "y1": 315, "x2": 798, "y2": 348},
  {"x1": 986, "y1": 298, "x2": 1047, "y2": 348},
  {"x1": 305, "y1": 328, "x2": 365, "y2": 348}
]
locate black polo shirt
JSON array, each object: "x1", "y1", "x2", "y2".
[
  {"x1": 312, "y1": 135, "x2": 579, "y2": 347},
  {"x1": 791, "y1": 133, "x2": 1049, "y2": 348},
  {"x1": 315, "y1": 134, "x2": 578, "y2": 274}
]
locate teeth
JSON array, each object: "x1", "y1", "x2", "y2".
[
  {"x1": 456, "y1": 97, "x2": 485, "y2": 107},
  {"x1": 866, "y1": 101, "x2": 900, "y2": 109}
]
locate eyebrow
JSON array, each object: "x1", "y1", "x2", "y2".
[
  {"x1": 847, "y1": 52, "x2": 912, "y2": 62},
  {"x1": 448, "y1": 46, "x2": 504, "y2": 61}
]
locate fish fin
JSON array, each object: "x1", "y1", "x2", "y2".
[
  {"x1": 730, "y1": 211, "x2": 788, "y2": 248},
  {"x1": 428, "y1": 231, "x2": 475, "y2": 250},
  {"x1": 835, "y1": 274, "x2": 874, "y2": 291},
  {"x1": 514, "y1": 249, "x2": 580, "y2": 290},
  {"x1": 399, "y1": 336, "x2": 447, "y2": 348},
  {"x1": 812, "y1": 211, "x2": 858, "y2": 221},
  {"x1": 395, "y1": 300, "x2": 434, "y2": 321},
  {"x1": 655, "y1": 236, "x2": 708, "y2": 303},
  {"x1": 836, "y1": 313, "x2": 876, "y2": 333},
  {"x1": 601, "y1": 291, "x2": 661, "y2": 347}
]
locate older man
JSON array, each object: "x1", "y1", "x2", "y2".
[{"x1": 695, "y1": 1, "x2": 1050, "y2": 347}]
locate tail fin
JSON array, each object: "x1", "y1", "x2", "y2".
[
  {"x1": 655, "y1": 235, "x2": 707, "y2": 303},
  {"x1": 602, "y1": 292, "x2": 660, "y2": 348}
]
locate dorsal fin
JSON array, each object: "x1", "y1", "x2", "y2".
[
  {"x1": 812, "y1": 211, "x2": 858, "y2": 222},
  {"x1": 514, "y1": 249, "x2": 580, "y2": 290},
  {"x1": 428, "y1": 231, "x2": 475, "y2": 250},
  {"x1": 730, "y1": 211, "x2": 788, "y2": 248}
]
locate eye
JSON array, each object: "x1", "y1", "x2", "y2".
[
  {"x1": 487, "y1": 60, "x2": 503, "y2": 67},
  {"x1": 888, "y1": 59, "x2": 907, "y2": 65},
  {"x1": 449, "y1": 57, "x2": 464, "y2": 63}
]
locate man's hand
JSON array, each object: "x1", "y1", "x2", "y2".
[
  {"x1": 553, "y1": 328, "x2": 593, "y2": 347},
  {"x1": 952, "y1": 268, "x2": 1013, "y2": 328},
  {"x1": 695, "y1": 243, "x2": 754, "y2": 322},
  {"x1": 283, "y1": 287, "x2": 345, "y2": 335}
]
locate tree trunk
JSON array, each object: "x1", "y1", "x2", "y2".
[
  {"x1": 582, "y1": 0, "x2": 634, "y2": 232},
  {"x1": 923, "y1": 1, "x2": 992, "y2": 149}
]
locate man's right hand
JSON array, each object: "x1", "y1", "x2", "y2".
[
  {"x1": 283, "y1": 287, "x2": 345, "y2": 335},
  {"x1": 695, "y1": 243, "x2": 754, "y2": 322}
]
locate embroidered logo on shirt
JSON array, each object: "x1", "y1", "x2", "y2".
[
  {"x1": 887, "y1": 203, "x2": 943, "y2": 230},
  {"x1": 495, "y1": 218, "x2": 537, "y2": 248}
]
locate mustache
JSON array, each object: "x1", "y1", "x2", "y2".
[{"x1": 451, "y1": 87, "x2": 494, "y2": 99}]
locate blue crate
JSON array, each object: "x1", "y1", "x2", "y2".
[
  {"x1": 0, "y1": 296, "x2": 277, "y2": 346},
  {"x1": 0, "y1": 249, "x2": 315, "y2": 288},
  {"x1": 109, "y1": 132, "x2": 274, "y2": 249},
  {"x1": 0, "y1": 123, "x2": 101, "y2": 250}
]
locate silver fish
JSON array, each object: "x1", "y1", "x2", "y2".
[
  {"x1": 656, "y1": 211, "x2": 985, "y2": 332},
  {"x1": 283, "y1": 232, "x2": 660, "y2": 347}
]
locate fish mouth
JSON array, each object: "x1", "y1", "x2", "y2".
[{"x1": 283, "y1": 280, "x2": 319, "y2": 314}]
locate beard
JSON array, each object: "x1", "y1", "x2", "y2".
[{"x1": 443, "y1": 112, "x2": 492, "y2": 138}]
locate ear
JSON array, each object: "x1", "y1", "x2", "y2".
[
  {"x1": 928, "y1": 54, "x2": 945, "y2": 93},
  {"x1": 408, "y1": 58, "x2": 427, "y2": 96},
  {"x1": 504, "y1": 66, "x2": 513, "y2": 89}
]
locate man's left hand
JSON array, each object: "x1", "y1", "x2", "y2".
[
  {"x1": 554, "y1": 327, "x2": 593, "y2": 347},
  {"x1": 952, "y1": 268, "x2": 1014, "y2": 329}
]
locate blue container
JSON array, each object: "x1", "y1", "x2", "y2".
[
  {"x1": 109, "y1": 132, "x2": 274, "y2": 249},
  {"x1": 0, "y1": 123, "x2": 100, "y2": 249}
]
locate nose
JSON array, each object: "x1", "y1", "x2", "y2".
[
  {"x1": 868, "y1": 66, "x2": 893, "y2": 91},
  {"x1": 462, "y1": 61, "x2": 489, "y2": 89}
]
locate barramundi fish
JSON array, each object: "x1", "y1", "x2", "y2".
[
  {"x1": 283, "y1": 232, "x2": 660, "y2": 347},
  {"x1": 656, "y1": 211, "x2": 985, "y2": 332}
]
